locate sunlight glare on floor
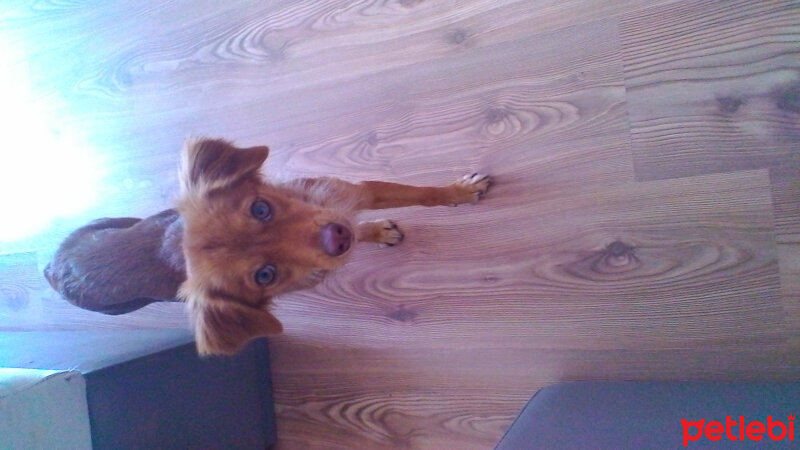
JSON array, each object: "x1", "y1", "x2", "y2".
[{"x1": 0, "y1": 40, "x2": 104, "y2": 242}]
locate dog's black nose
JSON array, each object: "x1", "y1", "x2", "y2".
[{"x1": 320, "y1": 222, "x2": 353, "y2": 257}]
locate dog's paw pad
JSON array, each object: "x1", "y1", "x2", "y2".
[
  {"x1": 377, "y1": 220, "x2": 404, "y2": 247},
  {"x1": 453, "y1": 173, "x2": 492, "y2": 204}
]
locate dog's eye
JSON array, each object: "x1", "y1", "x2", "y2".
[
  {"x1": 250, "y1": 199, "x2": 273, "y2": 221},
  {"x1": 254, "y1": 264, "x2": 277, "y2": 286}
]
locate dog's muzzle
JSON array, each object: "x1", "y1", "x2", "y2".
[{"x1": 320, "y1": 222, "x2": 353, "y2": 257}]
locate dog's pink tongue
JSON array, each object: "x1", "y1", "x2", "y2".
[{"x1": 320, "y1": 223, "x2": 352, "y2": 257}]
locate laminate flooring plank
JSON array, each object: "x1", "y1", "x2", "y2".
[
  {"x1": 771, "y1": 167, "x2": 800, "y2": 240},
  {"x1": 619, "y1": 0, "x2": 800, "y2": 181},
  {"x1": 269, "y1": 170, "x2": 782, "y2": 351},
  {"x1": 772, "y1": 166, "x2": 800, "y2": 342},
  {"x1": 2, "y1": 0, "x2": 675, "y2": 107},
  {"x1": 270, "y1": 344, "x2": 800, "y2": 448}
]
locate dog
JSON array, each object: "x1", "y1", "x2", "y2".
[{"x1": 45, "y1": 137, "x2": 492, "y2": 355}]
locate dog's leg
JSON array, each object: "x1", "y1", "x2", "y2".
[
  {"x1": 357, "y1": 173, "x2": 492, "y2": 209},
  {"x1": 357, "y1": 220, "x2": 404, "y2": 246},
  {"x1": 304, "y1": 173, "x2": 492, "y2": 210},
  {"x1": 300, "y1": 175, "x2": 490, "y2": 248}
]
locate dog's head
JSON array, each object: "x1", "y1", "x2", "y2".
[{"x1": 177, "y1": 138, "x2": 354, "y2": 355}]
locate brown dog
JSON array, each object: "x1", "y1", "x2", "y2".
[{"x1": 45, "y1": 137, "x2": 491, "y2": 355}]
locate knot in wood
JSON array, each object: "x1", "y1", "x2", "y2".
[
  {"x1": 777, "y1": 83, "x2": 800, "y2": 113},
  {"x1": 601, "y1": 240, "x2": 637, "y2": 268},
  {"x1": 486, "y1": 107, "x2": 507, "y2": 123},
  {"x1": 398, "y1": 0, "x2": 423, "y2": 8},
  {"x1": 387, "y1": 304, "x2": 418, "y2": 323},
  {"x1": 366, "y1": 131, "x2": 379, "y2": 146},
  {"x1": 606, "y1": 240, "x2": 632, "y2": 257},
  {"x1": 447, "y1": 29, "x2": 468, "y2": 45},
  {"x1": 717, "y1": 96, "x2": 743, "y2": 114}
]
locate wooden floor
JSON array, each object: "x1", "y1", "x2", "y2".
[{"x1": 1, "y1": 0, "x2": 799, "y2": 448}]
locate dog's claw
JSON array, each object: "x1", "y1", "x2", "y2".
[{"x1": 453, "y1": 173, "x2": 492, "y2": 204}]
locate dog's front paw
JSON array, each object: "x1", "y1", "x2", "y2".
[
  {"x1": 450, "y1": 173, "x2": 492, "y2": 205},
  {"x1": 357, "y1": 220, "x2": 405, "y2": 247},
  {"x1": 376, "y1": 220, "x2": 404, "y2": 247}
]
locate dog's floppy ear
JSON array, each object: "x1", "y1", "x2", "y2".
[
  {"x1": 193, "y1": 300, "x2": 283, "y2": 356},
  {"x1": 182, "y1": 285, "x2": 283, "y2": 356},
  {"x1": 180, "y1": 137, "x2": 269, "y2": 195}
]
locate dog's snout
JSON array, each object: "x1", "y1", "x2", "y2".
[{"x1": 320, "y1": 222, "x2": 353, "y2": 257}]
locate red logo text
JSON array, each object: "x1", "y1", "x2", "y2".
[{"x1": 681, "y1": 415, "x2": 795, "y2": 447}]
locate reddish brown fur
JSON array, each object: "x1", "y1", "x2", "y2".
[{"x1": 178, "y1": 137, "x2": 492, "y2": 355}]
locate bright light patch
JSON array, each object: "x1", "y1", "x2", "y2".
[{"x1": 0, "y1": 40, "x2": 103, "y2": 242}]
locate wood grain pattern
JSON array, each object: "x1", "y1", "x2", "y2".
[
  {"x1": 268, "y1": 170, "x2": 782, "y2": 353},
  {"x1": 772, "y1": 166, "x2": 800, "y2": 342},
  {"x1": 270, "y1": 343, "x2": 800, "y2": 449},
  {"x1": 1, "y1": 0, "x2": 798, "y2": 448},
  {"x1": 619, "y1": 0, "x2": 800, "y2": 181}
]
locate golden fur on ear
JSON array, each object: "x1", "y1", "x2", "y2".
[
  {"x1": 180, "y1": 283, "x2": 283, "y2": 356},
  {"x1": 180, "y1": 137, "x2": 269, "y2": 196}
]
